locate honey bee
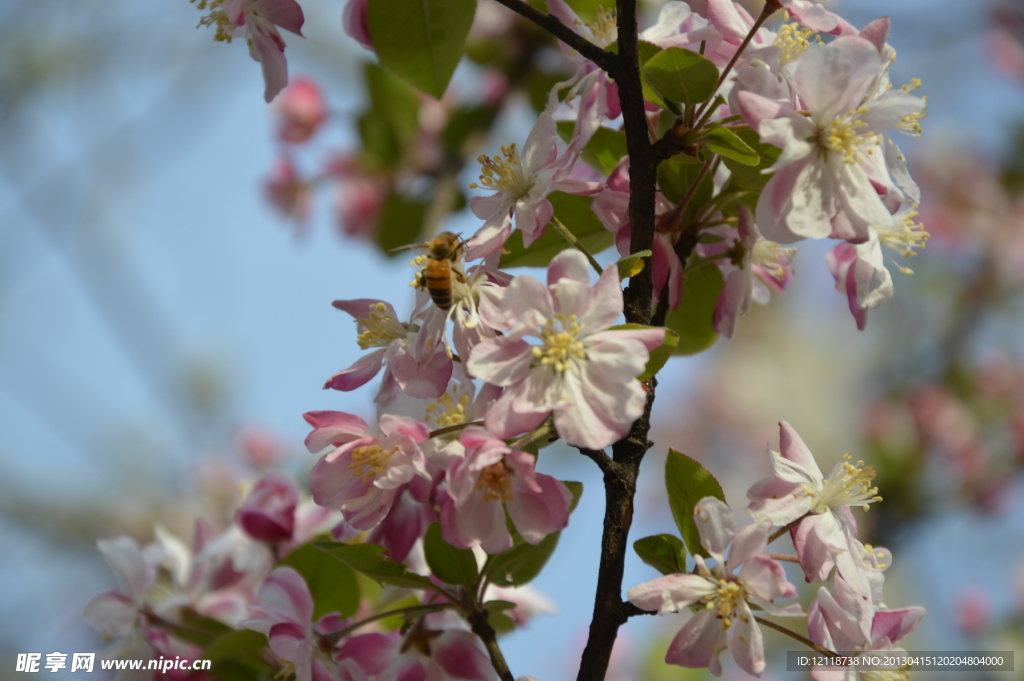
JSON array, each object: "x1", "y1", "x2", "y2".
[{"x1": 391, "y1": 232, "x2": 467, "y2": 311}]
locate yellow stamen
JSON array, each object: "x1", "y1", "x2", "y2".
[
  {"x1": 476, "y1": 461, "x2": 515, "y2": 503},
  {"x1": 355, "y1": 302, "x2": 406, "y2": 350},
  {"x1": 348, "y1": 444, "x2": 397, "y2": 481},
  {"x1": 533, "y1": 313, "x2": 586, "y2": 374},
  {"x1": 191, "y1": 0, "x2": 235, "y2": 42}
]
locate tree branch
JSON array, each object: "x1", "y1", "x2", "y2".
[
  {"x1": 576, "y1": 2, "x2": 659, "y2": 679},
  {"x1": 468, "y1": 610, "x2": 516, "y2": 681},
  {"x1": 489, "y1": 0, "x2": 619, "y2": 74}
]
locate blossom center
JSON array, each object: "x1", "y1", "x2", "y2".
[
  {"x1": 476, "y1": 461, "x2": 515, "y2": 503},
  {"x1": 774, "y1": 22, "x2": 821, "y2": 66},
  {"x1": 820, "y1": 109, "x2": 877, "y2": 164},
  {"x1": 702, "y1": 578, "x2": 747, "y2": 629},
  {"x1": 531, "y1": 313, "x2": 586, "y2": 373},
  {"x1": 425, "y1": 392, "x2": 471, "y2": 429},
  {"x1": 192, "y1": 0, "x2": 235, "y2": 42},
  {"x1": 875, "y1": 206, "x2": 929, "y2": 259},
  {"x1": 808, "y1": 454, "x2": 882, "y2": 512},
  {"x1": 751, "y1": 238, "x2": 796, "y2": 283},
  {"x1": 348, "y1": 444, "x2": 398, "y2": 481},
  {"x1": 578, "y1": 6, "x2": 618, "y2": 48},
  {"x1": 355, "y1": 302, "x2": 406, "y2": 349},
  {"x1": 471, "y1": 144, "x2": 534, "y2": 200}
]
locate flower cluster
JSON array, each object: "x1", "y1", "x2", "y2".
[{"x1": 629, "y1": 423, "x2": 925, "y2": 678}]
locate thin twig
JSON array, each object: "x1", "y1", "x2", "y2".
[
  {"x1": 550, "y1": 216, "x2": 604, "y2": 274},
  {"x1": 694, "y1": 1, "x2": 779, "y2": 123},
  {"x1": 755, "y1": 616, "x2": 836, "y2": 656},
  {"x1": 489, "y1": 0, "x2": 618, "y2": 74},
  {"x1": 429, "y1": 420, "x2": 485, "y2": 440},
  {"x1": 323, "y1": 604, "x2": 454, "y2": 645},
  {"x1": 768, "y1": 515, "x2": 807, "y2": 544},
  {"x1": 764, "y1": 553, "x2": 800, "y2": 563},
  {"x1": 469, "y1": 610, "x2": 516, "y2": 681}
]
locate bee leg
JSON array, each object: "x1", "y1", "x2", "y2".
[
  {"x1": 453, "y1": 267, "x2": 468, "y2": 284},
  {"x1": 414, "y1": 271, "x2": 428, "y2": 290}
]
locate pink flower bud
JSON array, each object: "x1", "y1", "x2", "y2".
[
  {"x1": 236, "y1": 473, "x2": 299, "y2": 542},
  {"x1": 264, "y1": 157, "x2": 312, "y2": 227},
  {"x1": 275, "y1": 77, "x2": 327, "y2": 144}
]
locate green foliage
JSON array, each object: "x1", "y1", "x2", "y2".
[
  {"x1": 702, "y1": 126, "x2": 759, "y2": 166},
  {"x1": 316, "y1": 542, "x2": 440, "y2": 592},
  {"x1": 499, "y1": 192, "x2": 615, "y2": 268},
  {"x1": 359, "y1": 63, "x2": 420, "y2": 169},
  {"x1": 204, "y1": 630, "x2": 268, "y2": 661},
  {"x1": 721, "y1": 127, "x2": 781, "y2": 200},
  {"x1": 666, "y1": 262, "x2": 723, "y2": 356},
  {"x1": 614, "y1": 250, "x2": 652, "y2": 280},
  {"x1": 657, "y1": 155, "x2": 712, "y2": 226},
  {"x1": 556, "y1": 121, "x2": 629, "y2": 177},
  {"x1": 366, "y1": 0, "x2": 476, "y2": 98},
  {"x1": 633, "y1": 534, "x2": 687, "y2": 575},
  {"x1": 608, "y1": 323, "x2": 678, "y2": 381},
  {"x1": 664, "y1": 449, "x2": 726, "y2": 558},
  {"x1": 424, "y1": 522, "x2": 479, "y2": 587},
  {"x1": 642, "y1": 48, "x2": 719, "y2": 105},
  {"x1": 278, "y1": 541, "x2": 361, "y2": 619},
  {"x1": 374, "y1": 193, "x2": 429, "y2": 256},
  {"x1": 485, "y1": 481, "x2": 582, "y2": 587}
]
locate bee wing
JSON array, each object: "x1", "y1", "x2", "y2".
[{"x1": 388, "y1": 242, "x2": 424, "y2": 254}]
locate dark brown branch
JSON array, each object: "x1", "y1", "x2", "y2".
[
  {"x1": 576, "y1": 2, "x2": 660, "y2": 680},
  {"x1": 469, "y1": 610, "x2": 516, "y2": 681},
  {"x1": 489, "y1": 0, "x2": 619, "y2": 74},
  {"x1": 578, "y1": 447, "x2": 616, "y2": 475}
]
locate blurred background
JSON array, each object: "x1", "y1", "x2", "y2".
[{"x1": 2, "y1": 0, "x2": 1024, "y2": 679}]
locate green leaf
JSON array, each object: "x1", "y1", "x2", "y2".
[
  {"x1": 657, "y1": 155, "x2": 711, "y2": 222},
  {"x1": 366, "y1": 0, "x2": 476, "y2": 98},
  {"x1": 424, "y1": 523, "x2": 479, "y2": 587},
  {"x1": 702, "y1": 127, "x2": 759, "y2": 166},
  {"x1": 204, "y1": 630, "x2": 267, "y2": 662},
  {"x1": 278, "y1": 541, "x2": 361, "y2": 619},
  {"x1": 359, "y1": 63, "x2": 420, "y2": 168},
  {"x1": 442, "y1": 105, "x2": 496, "y2": 154},
  {"x1": 486, "y1": 482, "x2": 582, "y2": 587},
  {"x1": 488, "y1": 612, "x2": 517, "y2": 634},
  {"x1": 666, "y1": 262, "x2": 723, "y2": 356},
  {"x1": 498, "y1": 192, "x2": 614, "y2": 269},
  {"x1": 607, "y1": 323, "x2": 676, "y2": 381},
  {"x1": 614, "y1": 250, "x2": 651, "y2": 279},
  {"x1": 374, "y1": 193, "x2": 429, "y2": 255},
  {"x1": 483, "y1": 600, "x2": 518, "y2": 614},
  {"x1": 642, "y1": 48, "x2": 719, "y2": 105},
  {"x1": 633, "y1": 534, "x2": 687, "y2": 575},
  {"x1": 556, "y1": 122, "x2": 629, "y2": 177},
  {"x1": 721, "y1": 128, "x2": 781, "y2": 191},
  {"x1": 316, "y1": 542, "x2": 440, "y2": 592},
  {"x1": 664, "y1": 449, "x2": 726, "y2": 558}
]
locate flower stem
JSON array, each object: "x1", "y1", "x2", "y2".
[
  {"x1": 429, "y1": 420, "x2": 485, "y2": 440},
  {"x1": 764, "y1": 553, "x2": 801, "y2": 563},
  {"x1": 754, "y1": 616, "x2": 836, "y2": 656},
  {"x1": 323, "y1": 603, "x2": 454, "y2": 645},
  {"x1": 694, "y1": 1, "x2": 778, "y2": 123},
  {"x1": 550, "y1": 216, "x2": 604, "y2": 275},
  {"x1": 468, "y1": 609, "x2": 516, "y2": 681},
  {"x1": 768, "y1": 515, "x2": 807, "y2": 544}
]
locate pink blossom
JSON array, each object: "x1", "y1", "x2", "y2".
[
  {"x1": 466, "y1": 113, "x2": 600, "y2": 260},
  {"x1": 306, "y1": 411, "x2": 431, "y2": 531},
  {"x1": 467, "y1": 250, "x2": 664, "y2": 449},
  {"x1": 627, "y1": 498, "x2": 800, "y2": 677},
  {"x1": 825, "y1": 199, "x2": 927, "y2": 330},
  {"x1": 240, "y1": 568, "x2": 360, "y2": 681},
  {"x1": 83, "y1": 537, "x2": 156, "y2": 662},
  {"x1": 712, "y1": 206, "x2": 794, "y2": 338},
  {"x1": 324, "y1": 298, "x2": 451, "y2": 400},
  {"x1": 265, "y1": 157, "x2": 312, "y2": 227},
  {"x1": 746, "y1": 422, "x2": 881, "y2": 583},
  {"x1": 342, "y1": 0, "x2": 373, "y2": 51},
  {"x1": 195, "y1": 0, "x2": 305, "y2": 103},
  {"x1": 276, "y1": 77, "x2": 327, "y2": 143},
  {"x1": 338, "y1": 623, "x2": 494, "y2": 681},
  {"x1": 592, "y1": 160, "x2": 684, "y2": 309},
  {"x1": 736, "y1": 36, "x2": 925, "y2": 244},
  {"x1": 439, "y1": 427, "x2": 571, "y2": 554},
  {"x1": 808, "y1": 578, "x2": 925, "y2": 681},
  {"x1": 236, "y1": 473, "x2": 299, "y2": 543}
]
